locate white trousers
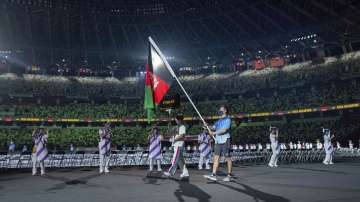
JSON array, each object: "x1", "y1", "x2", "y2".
[
  {"x1": 149, "y1": 158, "x2": 162, "y2": 171},
  {"x1": 99, "y1": 154, "x2": 110, "y2": 172},
  {"x1": 269, "y1": 145, "x2": 279, "y2": 166},
  {"x1": 32, "y1": 155, "x2": 45, "y2": 174},
  {"x1": 198, "y1": 155, "x2": 210, "y2": 169},
  {"x1": 324, "y1": 152, "x2": 333, "y2": 164}
]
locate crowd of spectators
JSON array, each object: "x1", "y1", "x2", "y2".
[
  {"x1": 5, "y1": 76, "x2": 359, "y2": 119},
  {"x1": 1, "y1": 52, "x2": 360, "y2": 99},
  {"x1": 1, "y1": 52, "x2": 360, "y2": 149},
  {"x1": 0, "y1": 119, "x2": 358, "y2": 150}
]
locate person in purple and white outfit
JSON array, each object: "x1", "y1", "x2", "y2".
[
  {"x1": 148, "y1": 126, "x2": 163, "y2": 172},
  {"x1": 99, "y1": 122, "x2": 112, "y2": 174},
  {"x1": 322, "y1": 128, "x2": 334, "y2": 165},
  {"x1": 268, "y1": 126, "x2": 280, "y2": 168},
  {"x1": 32, "y1": 127, "x2": 48, "y2": 176},
  {"x1": 198, "y1": 129, "x2": 212, "y2": 170}
]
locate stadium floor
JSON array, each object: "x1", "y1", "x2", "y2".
[{"x1": 1, "y1": 161, "x2": 360, "y2": 202}]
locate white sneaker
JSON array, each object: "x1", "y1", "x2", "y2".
[
  {"x1": 274, "y1": 164, "x2": 278, "y2": 167},
  {"x1": 180, "y1": 172, "x2": 189, "y2": 179},
  {"x1": 163, "y1": 172, "x2": 172, "y2": 178},
  {"x1": 222, "y1": 175, "x2": 232, "y2": 182},
  {"x1": 205, "y1": 165, "x2": 211, "y2": 170},
  {"x1": 40, "y1": 171, "x2": 45, "y2": 176},
  {"x1": 323, "y1": 161, "x2": 329, "y2": 165},
  {"x1": 157, "y1": 168, "x2": 162, "y2": 172},
  {"x1": 104, "y1": 168, "x2": 110, "y2": 173},
  {"x1": 204, "y1": 174, "x2": 217, "y2": 181},
  {"x1": 329, "y1": 162, "x2": 334, "y2": 165},
  {"x1": 99, "y1": 169, "x2": 104, "y2": 174},
  {"x1": 198, "y1": 167, "x2": 203, "y2": 170},
  {"x1": 32, "y1": 168, "x2": 37, "y2": 176},
  {"x1": 268, "y1": 163, "x2": 274, "y2": 167}
]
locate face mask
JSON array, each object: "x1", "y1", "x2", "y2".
[{"x1": 217, "y1": 111, "x2": 224, "y2": 116}]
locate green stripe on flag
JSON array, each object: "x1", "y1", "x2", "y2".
[{"x1": 144, "y1": 85, "x2": 155, "y2": 123}]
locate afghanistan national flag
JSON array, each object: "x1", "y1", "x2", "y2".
[{"x1": 144, "y1": 39, "x2": 174, "y2": 122}]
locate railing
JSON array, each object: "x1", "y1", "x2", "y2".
[{"x1": 0, "y1": 148, "x2": 359, "y2": 169}]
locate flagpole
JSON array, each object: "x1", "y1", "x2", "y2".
[{"x1": 148, "y1": 37, "x2": 214, "y2": 139}]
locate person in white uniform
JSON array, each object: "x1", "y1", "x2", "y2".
[
  {"x1": 316, "y1": 139, "x2": 323, "y2": 150},
  {"x1": 268, "y1": 126, "x2": 280, "y2": 167},
  {"x1": 322, "y1": 128, "x2": 334, "y2": 165},
  {"x1": 163, "y1": 114, "x2": 189, "y2": 179},
  {"x1": 289, "y1": 142, "x2": 294, "y2": 150}
]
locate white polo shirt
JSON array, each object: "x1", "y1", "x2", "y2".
[{"x1": 172, "y1": 125, "x2": 185, "y2": 147}]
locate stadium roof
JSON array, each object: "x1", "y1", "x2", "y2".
[{"x1": 1, "y1": 0, "x2": 360, "y2": 66}]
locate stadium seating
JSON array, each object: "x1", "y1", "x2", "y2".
[{"x1": 0, "y1": 53, "x2": 360, "y2": 149}]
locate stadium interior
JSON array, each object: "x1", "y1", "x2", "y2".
[
  {"x1": 0, "y1": 0, "x2": 359, "y2": 153},
  {"x1": 2, "y1": 1, "x2": 360, "y2": 202}
]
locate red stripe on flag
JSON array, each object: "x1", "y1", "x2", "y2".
[
  {"x1": 145, "y1": 64, "x2": 152, "y2": 86},
  {"x1": 152, "y1": 74, "x2": 170, "y2": 104}
]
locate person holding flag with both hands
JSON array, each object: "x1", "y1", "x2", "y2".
[{"x1": 204, "y1": 105, "x2": 233, "y2": 182}]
